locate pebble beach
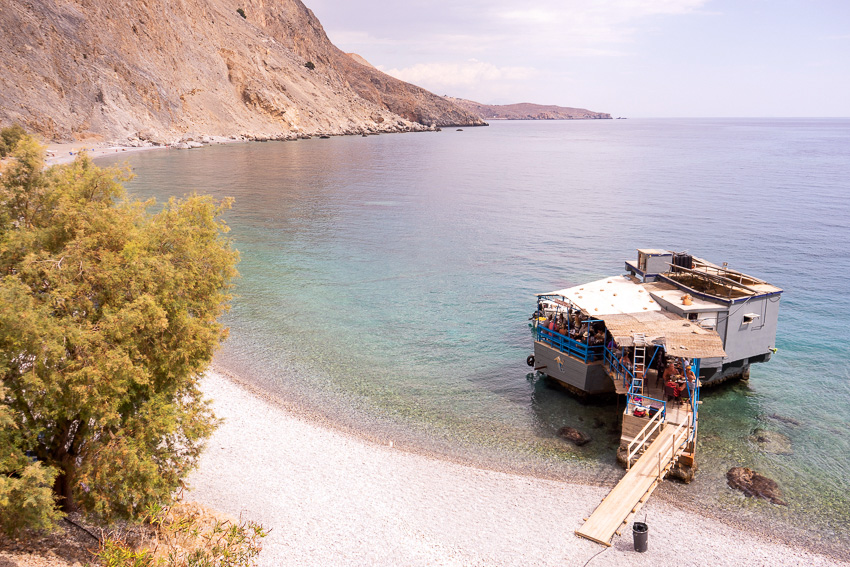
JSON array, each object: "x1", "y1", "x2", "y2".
[{"x1": 186, "y1": 371, "x2": 849, "y2": 567}]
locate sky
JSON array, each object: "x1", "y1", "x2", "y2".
[{"x1": 304, "y1": 0, "x2": 850, "y2": 117}]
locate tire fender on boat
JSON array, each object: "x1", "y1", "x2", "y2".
[{"x1": 526, "y1": 355, "x2": 535, "y2": 367}]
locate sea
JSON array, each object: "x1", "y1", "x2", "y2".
[{"x1": 103, "y1": 118, "x2": 850, "y2": 557}]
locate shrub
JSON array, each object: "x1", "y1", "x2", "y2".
[
  {"x1": 94, "y1": 502, "x2": 267, "y2": 567},
  {"x1": 304, "y1": 61, "x2": 315, "y2": 70},
  {"x1": 236, "y1": 8, "x2": 246, "y2": 19}
]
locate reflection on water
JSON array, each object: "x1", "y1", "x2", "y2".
[{"x1": 103, "y1": 119, "x2": 850, "y2": 557}]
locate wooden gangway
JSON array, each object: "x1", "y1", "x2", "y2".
[{"x1": 575, "y1": 418, "x2": 691, "y2": 546}]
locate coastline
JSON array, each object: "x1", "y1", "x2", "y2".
[
  {"x1": 61, "y1": 126, "x2": 848, "y2": 564},
  {"x1": 44, "y1": 141, "x2": 168, "y2": 166},
  {"x1": 188, "y1": 368, "x2": 849, "y2": 566}
]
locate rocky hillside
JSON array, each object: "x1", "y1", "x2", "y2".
[
  {"x1": 0, "y1": 0, "x2": 485, "y2": 143},
  {"x1": 447, "y1": 98, "x2": 610, "y2": 120}
]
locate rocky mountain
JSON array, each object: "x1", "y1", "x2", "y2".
[
  {"x1": 0, "y1": 0, "x2": 485, "y2": 143},
  {"x1": 447, "y1": 98, "x2": 611, "y2": 120}
]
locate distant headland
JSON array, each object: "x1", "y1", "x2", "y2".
[{"x1": 445, "y1": 97, "x2": 611, "y2": 120}]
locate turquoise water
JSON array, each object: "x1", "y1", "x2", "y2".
[{"x1": 104, "y1": 119, "x2": 850, "y2": 556}]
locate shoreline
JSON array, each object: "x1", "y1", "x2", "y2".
[{"x1": 189, "y1": 366, "x2": 849, "y2": 566}]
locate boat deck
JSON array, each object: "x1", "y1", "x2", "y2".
[{"x1": 639, "y1": 378, "x2": 692, "y2": 426}]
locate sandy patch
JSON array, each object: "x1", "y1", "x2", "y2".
[{"x1": 44, "y1": 142, "x2": 165, "y2": 166}]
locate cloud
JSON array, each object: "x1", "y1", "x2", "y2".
[
  {"x1": 318, "y1": 0, "x2": 712, "y2": 60},
  {"x1": 493, "y1": 0, "x2": 711, "y2": 53},
  {"x1": 380, "y1": 60, "x2": 537, "y2": 91}
]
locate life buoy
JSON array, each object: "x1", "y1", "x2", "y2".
[{"x1": 526, "y1": 355, "x2": 535, "y2": 367}]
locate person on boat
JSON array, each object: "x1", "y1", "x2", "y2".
[
  {"x1": 666, "y1": 379, "x2": 683, "y2": 403},
  {"x1": 620, "y1": 351, "x2": 632, "y2": 370}
]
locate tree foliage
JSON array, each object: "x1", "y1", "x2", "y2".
[
  {"x1": 0, "y1": 124, "x2": 27, "y2": 157},
  {"x1": 0, "y1": 136, "x2": 239, "y2": 532}
]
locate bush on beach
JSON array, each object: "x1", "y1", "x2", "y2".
[{"x1": 94, "y1": 502, "x2": 267, "y2": 567}]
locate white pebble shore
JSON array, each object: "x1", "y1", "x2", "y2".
[{"x1": 187, "y1": 371, "x2": 848, "y2": 567}]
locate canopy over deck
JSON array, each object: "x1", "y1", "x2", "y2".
[
  {"x1": 602, "y1": 311, "x2": 726, "y2": 358},
  {"x1": 538, "y1": 275, "x2": 726, "y2": 359}
]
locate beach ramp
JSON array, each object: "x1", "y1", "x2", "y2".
[{"x1": 576, "y1": 422, "x2": 690, "y2": 546}]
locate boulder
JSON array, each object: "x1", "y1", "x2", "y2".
[
  {"x1": 558, "y1": 426, "x2": 591, "y2": 446},
  {"x1": 726, "y1": 467, "x2": 787, "y2": 505},
  {"x1": 667, "y1": 461, "x2": 697, "y2": 483},
  {"x1": 616, "y1": 443, "x2": 631, "y2": 468}
]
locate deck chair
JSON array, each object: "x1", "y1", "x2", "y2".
[{"x1": 679, "y1": 384, "x2": 691, "y2": 405}]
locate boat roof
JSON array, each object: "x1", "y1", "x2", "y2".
[
  {"x1": 539, "y1": 275, "x2": 660, "y2": 317},
  {"x1": 644, "y1": 281, "x2": 721, "y2": 312},
  {"x1": 538, "y1": 275, "x2": 726, "y2": 358}
]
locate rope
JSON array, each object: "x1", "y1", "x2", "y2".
[
  {"x1": 62, "y1": 516, "x2": 101, "y2": 543},
  {"x1": 582, "y1": 546, "x2": 609, "y2": 566}
]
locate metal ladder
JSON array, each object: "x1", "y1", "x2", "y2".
[{"x1": 632, "y1": 333, "x2": 647, "y2": 394}]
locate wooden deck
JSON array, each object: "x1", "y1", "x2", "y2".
[{"x1": 575, "y1": 421, "x2": 691, "y2": 546}]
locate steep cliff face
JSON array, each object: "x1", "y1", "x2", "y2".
[{"x1": 0, "y1": 0, "x2": 485, "y2": 142}]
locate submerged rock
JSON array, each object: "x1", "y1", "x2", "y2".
[
  {"x1": 726, "y1": 467, "x2": 787, "y2": 505},
  {"x1": 750, "y1": 429, "x2": 792, "y2": 455},
  {"x1": 558, "y1": 426, "x2": 591, "y2": 446},
  {"x1": 768, "y1": 413, "x2": 802, "y2": 427}
]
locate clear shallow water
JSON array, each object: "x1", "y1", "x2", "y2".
[{"x1": 104, "y1": 119, "x2": 850, "y2": 555}]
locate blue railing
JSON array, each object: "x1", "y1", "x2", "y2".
[
  {"x1": 684, "y1": 359, "x2": 701, "y2": 442},
  {"x1": 626, "y1": 393, "x2": 667, "y2": 420},
  {"x1": 603, "y1": 345, "x2": 636, "y2": 388},
  {"x1": 534, "y1": 325, "x2": 604, "y2": 363}
]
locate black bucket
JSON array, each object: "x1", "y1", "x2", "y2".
[{"x1": 632, "y1": 522, "x2": 648, "y2": 552}]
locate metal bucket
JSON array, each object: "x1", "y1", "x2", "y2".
[{"x1": 632, "y1": 522, "x2": 648, "y2": 552}]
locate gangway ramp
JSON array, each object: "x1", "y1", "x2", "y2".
[{"x1": 575, "y1": 420, "x2": 691, "y2": 546}]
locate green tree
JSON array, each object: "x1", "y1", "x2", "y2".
[
  {"x1": 0, "y1": 136, "x2": 239, "y2": 530},
  {"x1": 0, "y1": 385, "x2": 63, "y2": 535},
  {"x1": 0, "y1": 124, "x2": 27, "y2": 157}
]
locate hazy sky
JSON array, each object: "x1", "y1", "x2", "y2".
[{"x1": 305, "y1": 0, "x2": 849, "y2": 117}]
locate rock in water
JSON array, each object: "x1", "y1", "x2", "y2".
[
  {"x1": 558, "y1": 427, "x2": 591, "y2": 446},
  {"x1": 768, "y1": 413, "x2": 801, "y2": 427},
  {"x1": 750, "y1": 429, "x2": 792, "y2": 455},
  {"x1": 726, "y1": 467, "x2": 787, "y2": 505}
]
